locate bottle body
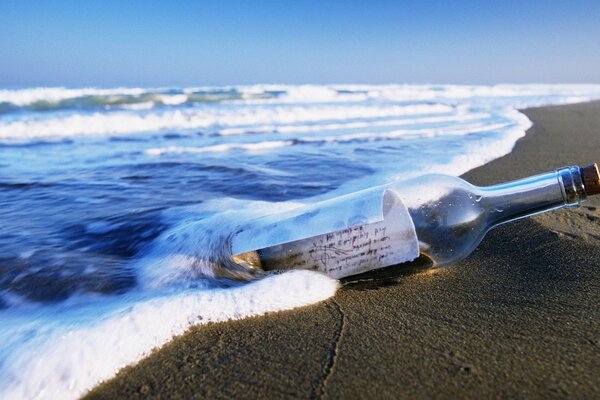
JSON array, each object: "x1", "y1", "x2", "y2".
[
  {"x1": 396, "y1": 166, "x2": 586, "y2": 266},
  {"x1": 231, "y1": 166, "x2": 589, "y2": 279}
]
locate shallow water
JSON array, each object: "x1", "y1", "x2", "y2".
[{"x1": 2, "y1": 84, "x2": 600, "y2": 398}]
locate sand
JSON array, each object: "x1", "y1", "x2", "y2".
[{"x1": 86, "y1": 102, "x2": 600, "y2": 399}]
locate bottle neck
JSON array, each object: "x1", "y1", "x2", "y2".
[{"x1": 480, "y1": 166, "x2": 587, "y2": 228}]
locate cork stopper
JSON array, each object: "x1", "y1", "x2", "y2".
[{"x1": 581, "y1": 163, "x2": 600, "y2": 196}]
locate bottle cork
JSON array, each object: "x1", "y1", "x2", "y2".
[{"x1": 581, "y1": 163, "x2": 600, "y2": 196}]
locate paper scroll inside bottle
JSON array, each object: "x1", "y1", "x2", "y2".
[{"x1": 231, "y1": 188, "x2": 419, "y2": 279}]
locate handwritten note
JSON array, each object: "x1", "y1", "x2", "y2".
[{"x1": 259, "y1": 189, "x2": 419, "y2": 279}]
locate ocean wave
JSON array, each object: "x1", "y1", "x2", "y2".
[
  {"x1": 0, "y1": 87, "x2": 148, "y2": 106},
  {"x1": 0, "y1": 103, "x2": 453, "y2": 139},
  {"x1": 0, "y1": 87, "x2": 255, "y2": 113},
  {"x1": 146, "y1": 120, "x2": 513, "y2": 156},
  {"x1": 236, "y1": 83, "x2": 600, "y2": 104},
  {"x1": 147, "y1": 141, "x2": 293, "y2": 155},
  {"x1": 3, "y1": 84, "x2": 599, "y2": 113},
  {"x1": 2, "y1": 84, "x2": 600, "y2": 400},
  {"x1": 216, "y1": 112, "x2": 491, "y2": 136}
]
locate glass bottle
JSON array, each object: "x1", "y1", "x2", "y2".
[{"x1": 230, "y1": 164, "x2": 600, "y2": 282}]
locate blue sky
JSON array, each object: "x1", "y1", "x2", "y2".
[{"x1": 1, "y1": 0, "x2": 599, "y2": 87}]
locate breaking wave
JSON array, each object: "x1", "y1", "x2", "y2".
[{"x1": 2, "y1": 83, "x2": 600, "y2": 399}]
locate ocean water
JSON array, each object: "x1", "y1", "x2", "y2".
[{"x1": 2, "y1": 84, "x2": 600, "y2": 398}]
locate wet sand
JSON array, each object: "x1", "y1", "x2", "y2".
[{"x1": 86, "y1": 102, "x2": 600, "y2": 399}]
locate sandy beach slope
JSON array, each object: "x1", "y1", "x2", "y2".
[{"x1": 86, "y1": 101, "x2": 600, "y2": 399}]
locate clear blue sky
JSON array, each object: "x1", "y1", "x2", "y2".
[{"x1": 1, "y1": 0, "x2": 599, "y2": 88}]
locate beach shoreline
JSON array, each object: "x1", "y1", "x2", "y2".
[{"x1": 86, "y1": 101, "x2": 600, "y2": 399}]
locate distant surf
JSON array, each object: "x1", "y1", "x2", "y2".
[{"x1": 2, "y1": 84, "x2": 600, "y2": 398}]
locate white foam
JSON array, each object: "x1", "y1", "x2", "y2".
[
  {"x1": 0, "y1": 103, "x2": 453, "y2": 140},
  {"x1": 256, "y1": 84, "x2": 368, "y2": 103},
  {"x1": 4, "y1": 84, "x2": 600, "y2": 400},
  {"x1": 301, "y1": 121, "x2": 512, "y2": 143},
  {"x1": 146, "y1": 121, "x2": 511, "y2": 156},
  {"x1": 216, "y1": 112, "x2": 491, "y2": 136},
  {"x1": 118, "y1": 101, "x2": 155, "y2": 110},
  {"x1": 234, "y1": 83, "x2": 600, "y2": 105},
  {"x1": 367, "y1": 83, "x2": 600, "y2": 102},
  {"x1": 158, "y1": 94, "x2": 188, "y2": 105},
  {"x1": 0, "y1": 271, "x2": 338, "y2": 400},
  {"x1": 2, "y1": 84, "x2": 600, "y2": 109},
  {"x1": 3, "y1": 84, "x2": 600, "y2": 141},
  {"x1": 0, "y1": 87, "x2": 148, "y2": 106},
  {"x1": 426, "y1": 113, "x2": 532, "y2": 178},
  {"x1": 147, "y1": 140, "x2": 293, "y2": 156}
]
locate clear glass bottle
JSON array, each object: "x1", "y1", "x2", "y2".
[{"x1": 230, "y1": 164, "x2": 600, "y2": 282}]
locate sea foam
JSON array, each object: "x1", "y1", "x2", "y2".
[
  {"x1": 0, "y1": 103, "x2": 453, "y2": 140},
  {"x1": 0, "y1": 271, "x2": 338, "y2": 399},
  {"x1": 2, "y1": 84, "x2": 600, "y2": 400}
]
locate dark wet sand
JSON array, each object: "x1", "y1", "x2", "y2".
[{"x1": 86, "y1": 102, "x2": 600, "y2": 399}]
